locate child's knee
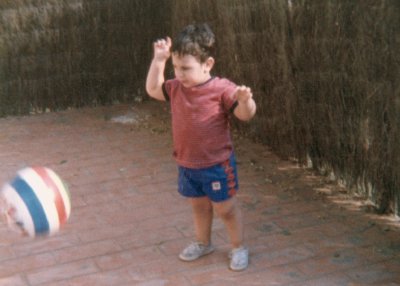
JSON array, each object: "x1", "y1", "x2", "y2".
[{"x1": 214, "y1": 199, "x2": 237, "y2": 220}]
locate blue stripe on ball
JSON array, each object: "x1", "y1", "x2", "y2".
[{"x1": 11, "y1": 177, "x2": 50, "y2": 235}]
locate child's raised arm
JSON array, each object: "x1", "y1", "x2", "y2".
[
  {"x1": 145, "y1": 37, "x2": 172, "y2": 101},
  {"x1": 233, "y1": 85, "x2": 257, "y2": 121}
]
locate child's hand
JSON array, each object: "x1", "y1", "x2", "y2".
[
  {"x1": 235, "y1": 85, "x2": 253, "y2": 103},
  {"x1": 153, "y1": 37, "x2": 172, "y2": 62},
  {"x1": 233, "y1": 85, "x2": 256, "y2": 121}
]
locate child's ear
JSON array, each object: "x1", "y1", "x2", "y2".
[{"x1": 205, "y1": 57, "x2": 215, "y2": 71}]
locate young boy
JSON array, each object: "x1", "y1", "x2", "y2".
[{"x1": 145, "y1": 23, "x2": 256, "y2": 271}]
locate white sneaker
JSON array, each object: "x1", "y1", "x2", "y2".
[
  {"x1": 179, "y1": 242, "x2": 215, "y2": 261},
  {"x1": 229, "y1": 246, "x2": 249, "y2": 271}
]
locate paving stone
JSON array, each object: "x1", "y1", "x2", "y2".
[{"x1": 0, "y1": 101, "x2": 399, "y2": 285}]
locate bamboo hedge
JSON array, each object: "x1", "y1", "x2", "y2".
[
  {"x1": 0, "y1": 0, "x2": 399, "y2": 215},
  {"x1": 0, "y1": 0, "x2": 168, "y2": 115}
]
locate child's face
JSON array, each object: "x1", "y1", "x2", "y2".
[{"x1": 172, "y1": 53, "x2": 213, "y2": 88}]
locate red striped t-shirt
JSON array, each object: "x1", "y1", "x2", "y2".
[{"x1": 163, "y1": 77, "x2": 238, "y2": 169}]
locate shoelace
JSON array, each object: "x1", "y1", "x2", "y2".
[
  {"x1": 230, "y1": 248, "x2": 247, "y2": 261},
  {"x1": 187, "y1": 243, "x2": 203, "y2": 253}
]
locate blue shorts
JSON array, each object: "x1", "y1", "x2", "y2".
[{"x1": 178, "y1": 153, "x2": 239, "y2": 202}]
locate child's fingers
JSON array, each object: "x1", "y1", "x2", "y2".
[
  {"x1": 237, "y1": 85, "x2": 251, "y2": 93},
  {"x1": 236, "y1": 85, "x2": 253, "y2": 102},
  {"x1": 166, "y1": 36, "x2": 172, "y2": 48},
  {"x1": 236, "y1": 86, "x2": 252, "y2": 96},
  {"x1": 154, "y1": 37, "x2": 171, "y2": 48}
]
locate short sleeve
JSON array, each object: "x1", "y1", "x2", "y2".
[
  {"x1": 221, "y1": 79, "x2": 238, "y2": 112},
  {"x1": 163, "y1": 79, "x2": 181, "y2": 102},
  {"x1": 163, "y1": 80, "x2": 174, "y2": 101}
]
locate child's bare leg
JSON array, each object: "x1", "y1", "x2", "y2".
[
  {"x1": 213, "y1": 196, "x2": 243, "y2": 248},
  {"x1": 190, "y1": 197, "x2": 213, "y2": 245}
]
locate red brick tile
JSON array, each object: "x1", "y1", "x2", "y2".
[
  {"x1": 0, "y1": 253, "x2": 56, "y2": 277},
  {"x1": 245, "y1": 220, "x2": 283, "y2": 238},
  {"x1": 289, "y1": 273, "x2": 353, "y2": 286},
  {"x1": 354, "y1": 245, "x2": 399, "y2": 263},
  {"x1": 185, "y1": 267, "x2": 240, "y2": 285},
  {"x1": 251, "y1": 244, "x2": 316, "y2": 270},
  {"x1": 40, "y1": 281, "x2": 70, "y2": 286},
  {"x1": 94, "y1": 246, "x2": 162, "y2": 271},
  {"x1": 0, "y1": 245, "x2": 15, "y2": 262},
  {"x1": 274, "y1": 210, "x2": 334, "y2": 230},
  {"x1": 125, "y1": 273, "x2": 190, "y2": 286},
  {"x1": 165, "y1": 258, "x2": 234, "y2": 285},
  {"x1": 11, "y1": 233, "x2": 81, "y2": 257},
  {"x1": 0, "y1": 275, "x2": 28, "y2": 286},
  {"x1": 313, "y1": 220, "x2": 354, "y2": 237},
  {"x1": 115, "y1": 225, "x2": 184, "y2": 250},
  {"x1": 26, "y1": 259, "x2": 98, "y2": 285},
  {"x1": 294, "y1": 249, "x2": 369, "y2": 277},
  {"x1": 141, "y1": 275, "x2": 191, "y2": 286},
  {"x1": 65, "y1": 268, "x2": 133, "y2": 286},
  {"x1": 0, "y1": 224, "x2": 31, "y2": 246},
  {"x1": 207, "y1": 264, "x2": 306, "y2": 286},
  {"x1": 346, "y1": 261, "x2": 400, "y2": 285},
  {"x1": 76, "y1": 223, "x2": 136, "y2": 243},
  {"x1": 52, "y1": 240, "x2": 122, "y2": 264}
]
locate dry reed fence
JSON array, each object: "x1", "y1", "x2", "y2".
[
  {"x1": 0, "y1": 0, "x2": 399, "y2": 216},
  {"x1": 0, "y1": 0, "x2": 168, "y2": 114}
]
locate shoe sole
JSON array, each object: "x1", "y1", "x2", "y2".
[{"x1": 229, "y1": 263, "x2": 248, "y2": 271}]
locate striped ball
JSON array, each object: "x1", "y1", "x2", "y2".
[{"x1": 1, "y1": 167, "x2": 71, "y2": 237}]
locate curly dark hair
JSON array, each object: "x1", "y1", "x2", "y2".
[{"x1": 172, "y1": 23, "x2": 216, "y2": 63}]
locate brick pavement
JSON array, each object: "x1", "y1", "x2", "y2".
[{"x1": 0, "y1": 101, "x2": 399, "y2": 286}]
